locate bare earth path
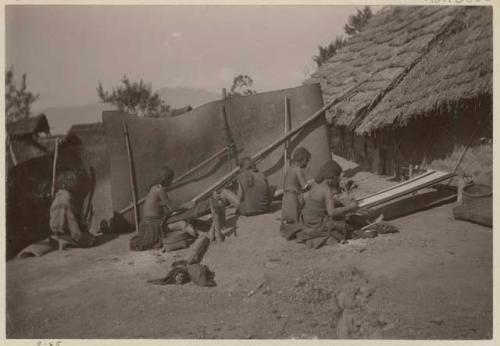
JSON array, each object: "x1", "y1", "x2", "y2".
[{"x1": 6, "y1": 172, "x2": 492, "y2": 339}]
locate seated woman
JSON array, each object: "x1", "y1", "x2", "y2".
[
  {"x1": 296, "y1": 160, "x2": 359, "y2": 249},
  {"x1": 50, "y1": 171, "x2": 96, "y2": 249},
  {"x1": 205, "y1": 157, "x2": 274, "y2": 241},
  {"x1": 130, "y1": 166, "x2": 195, "y2": 251},
  {"x1": 217, "y1": 157, "x2": 275, "y2": 217}
]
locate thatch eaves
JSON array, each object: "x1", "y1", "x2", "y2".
[
  {"x1": 7, "y1": 113, "x2": 50, "y2": 138},
  {"x1": 355, "y1": 6, "x2": 492, "y2": 134},
  {"x1": 307, "y1": 6, "x2": 464, "y2": 127}
]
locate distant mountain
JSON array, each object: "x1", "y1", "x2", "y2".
[
  {"x1": 37, "y1": 87, "x2": 220, "y2": 135},
  {"x1": 157, "y1": 86, "x2": 219, "y2": 108}
]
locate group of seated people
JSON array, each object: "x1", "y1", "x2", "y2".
[{"x1": 49, "y1": 148, "x2": 365, "y2": 251}]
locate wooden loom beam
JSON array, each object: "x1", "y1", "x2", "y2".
[
  {"x1": 358, "y1": 171, "x2": 455, "y2": 209},
  {"x1": 7, "y1": 135, "x2": 18, "y2": 167}
]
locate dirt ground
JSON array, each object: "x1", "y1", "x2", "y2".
[{"x1": 6, "y1": 167, "x2": 493, "y2": 340}]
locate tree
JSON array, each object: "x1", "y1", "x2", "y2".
[
  {"x1": 344, "y1": 6, "x2": 373, "y2": 37},
  {"x1": 312, "y1": 6, "x2": 373, "y2": 68},
  {"x1": 227, "y1": 74, "x2": 257, "y2": 98},
  {"x1": 5, "y1": 66, "x2": 39, "y2": 123},
  {"x1": 97, "y1": 76, "x2": 170, "y2": 117},
  {"x1": 313, "y1": 36, "x2": 346, "y2": 68}
]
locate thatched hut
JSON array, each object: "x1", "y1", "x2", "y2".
[
  {"x1": 5, "y1": 120, "x2": 111, "y2": 259},
  {"x1": 307, "y1": 6, "x2": 492, "y2": 184},
  {"x1": 6, "y1": 113, "x2": 51, "y2": 170}
]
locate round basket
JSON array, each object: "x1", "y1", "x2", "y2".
[{"x1": 462, "y1": 184, "x2": 492, "y2": 205}]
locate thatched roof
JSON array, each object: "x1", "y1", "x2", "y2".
[
  {"x1": 307, "y1": 6, "x2": 492, "y2": 134},
  {"x1": 7, "y1": 113, "x2": 50, "y2": 138}
]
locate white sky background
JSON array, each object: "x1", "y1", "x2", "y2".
[{"x1": 6, "y1": 5, "x2": 374, "y2": 110}]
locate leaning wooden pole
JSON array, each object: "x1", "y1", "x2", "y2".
[
  {"x1": 445, "y1": 121, "x2": 481, "y2": 187},
  {"x1": 7, "y1": 135, "x2": 18, "y2": 167},
  {"x1": 118, "y1": 146, "x2": 228, "y2": 215},
  {"x1": 50, "y1": 138, "x2": 60, "y2": 198},
  {"x1": 123, "y1": 123, "x2": 140, "y2": 233},
  {"x1": 190, "y1": 76, "x2": 372, "y2": 204},
  {"x1": 451, "y1": 123, "x2": 481, "y2": 174},
  {"x1": 222, "y1": 105, "x2": 237, "y2": 170},
  {"x1": 283, "y1": 96, "x2": 291, "y2": 179},
  {"x1": 222, "y1": 88, "x2": 238, "y2": 170}
]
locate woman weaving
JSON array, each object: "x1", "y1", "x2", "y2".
[{"x1": 296, "y1": 160, "x2": 359, "y2": 249}]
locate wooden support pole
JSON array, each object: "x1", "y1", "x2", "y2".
[
  {"x1": 445, "y1": 121, "x2": 481, "y2": 187},
  {"x1": 222, "y1": 88, "x2": 238, "y2": 170},
  {"x1": 84, "y1": 167, "x2": 96, "y2": 223},
  {"x1": 123, "y1": 123, "x2": 140, "y2": 233},
  {"x1": 7, "y1": 135, "x2": 18, "y2": 167},
  {"x1": 222, "y1": 105, "x2": 237, "y2": 170},
  {"x1": 51, "y1": 138, "x2": 60, "y2": 198},
  {"x1": 118, "y1": 146, "x2": 228, "y2": 215},
  {"x1": 190, "y1": 76, "x2": 373, "y2": 204},
  {"x1": 283, "y1": 96, "x2": 291, "y2": 179},
  {"x1": 451, "y1": 123, "x2": 480, "y2": 174}
]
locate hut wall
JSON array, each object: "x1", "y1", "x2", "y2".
[
  {"x1": 329, "y1": 126, "x2": 345, "y2": 157},
  {"x1": 329, "y1": 126, "x2": 364, "y2": 164},
  {"x1": 328, "y1": 105, "x2": 492, "y2": 184},
  {"x1": 329, "y1": 126, "x2": 381, "y2": 173},
  {"x1": 391, "y1": 106, "x2": 492, "y2": 185}
]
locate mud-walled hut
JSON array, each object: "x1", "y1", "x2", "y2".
[
  {"x1": 307, "y1": 6, "x2": 492, "y2": 184},
  {"x1": 6, "y1": 118, "x2": 111, "y2": 259}
]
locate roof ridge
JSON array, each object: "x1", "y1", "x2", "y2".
[{"x1": 349, "y1": 6, "x2": 467, "y2": 132}]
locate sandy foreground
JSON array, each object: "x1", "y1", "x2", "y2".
[{"x1": 6, "y1": 170, "x2": 492, "y2": 339}]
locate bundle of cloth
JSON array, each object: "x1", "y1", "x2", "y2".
[{"x1": 147, "y1": 260, "x2": 216, "y2": 287}]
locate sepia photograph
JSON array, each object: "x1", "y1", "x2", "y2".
[{"x1": 4, "y1": 2, "x2": 494, "y2": 341}]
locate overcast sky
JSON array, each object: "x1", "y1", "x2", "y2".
[{"x1": 6, "y1": 5, "x2": 372, "y2": 110}]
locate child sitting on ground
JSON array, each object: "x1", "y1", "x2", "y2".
[{"x1": 281, "y1": 147, "x2": 312, "y2": 224}]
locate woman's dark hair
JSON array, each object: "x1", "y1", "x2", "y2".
[
  {"x1": 152, "y1": 165, "x2": 175, "y2": 187},
  {"x1": 238, "y1": 157, "x2": 257, "y2": 171},
  {"x1": 237, "y1": 157, "x2": 257, "y2": 188},
  {"x1": 292, "y1": 147, "x2": 311, "y2": 163},
  {"x1": 314, "y1": 160, "x2": 342, "y2": 183}
]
